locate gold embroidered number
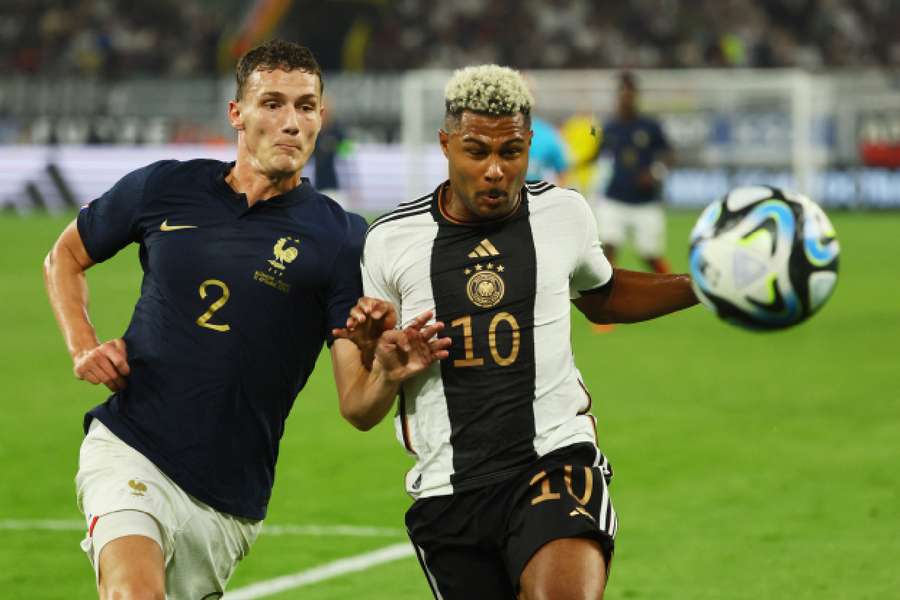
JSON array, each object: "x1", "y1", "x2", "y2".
[
  {"x1": 488, "y1": 312, "x2": 520, "y2": 366},
  {"x1": 196, "y1": 279, "x2": 231, "y2": 332},
  {"x1": 450, "y1": 312, "x2": 521, "y2": 368},
  {"x1": 529, "y1": 470, "x2": 561, "y2": 505},
  {"x1": 450, "y1": 315, "x2": 484, "y2": 367},
  {"x1": 530, "y1": 465, "x2": 594, "y2": 506}
]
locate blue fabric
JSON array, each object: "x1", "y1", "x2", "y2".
[
  {"x1": 601, "y1": 116, "x2": 670, "y2": 204},
  {"x1": 526, "y1": 117, "x2": 569, "y2": 182},
  {"x1": 78, "y1": 159, "x2": 366, "y2": 519}
]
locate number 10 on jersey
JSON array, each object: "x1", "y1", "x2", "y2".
[{"x1": 450, "y1": 312, "x2": 520, "y2": 368}]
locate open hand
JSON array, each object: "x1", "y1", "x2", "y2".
[
  {"x1": 375, "y1": 311, "x2": 451, "y2": 382},
  {"x1": 333, "y1": 297, "x2": 399, "y2": 367}
]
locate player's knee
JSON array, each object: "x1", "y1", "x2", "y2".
[
  {"x1": 99, "y1": 579, "x2": 165, "y2": 600},
  {"x1": 520, "y1": 583, "x2": 605, "y2": 600}
]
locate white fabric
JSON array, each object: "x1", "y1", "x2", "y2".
[
  {"x1": 76, "y1": 420, "x2": 262, "y2": 599},
  {"x1": 594, "y1": 196, "x2": 666, "y2": 257},
  {"x1": 363, "y1": 184, "x2": 612, "y2": 499},
  {"x1": 88, "y1": 509, "x2": 164, "y2": 582}
]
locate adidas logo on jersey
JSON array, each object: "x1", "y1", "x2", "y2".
[{"x1": 468, "y1": 238, "x2": 500, "y2": 258}]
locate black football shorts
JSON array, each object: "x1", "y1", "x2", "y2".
[{"x1": 406, "y1": 443, "x2": 616, "y2": 599}]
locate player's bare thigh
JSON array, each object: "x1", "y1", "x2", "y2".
[
  {"x1": 518, "y1": 537, "x2": 608, "y2": 600},
  {"x1": 98, "y1": 534, "x2": 165, "y2": 600}
]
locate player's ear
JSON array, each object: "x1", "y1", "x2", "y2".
[
  {"x1": 439, "y1": 129, "x2": 450, "y2": 158},
  {"x1": 228, "y1": 100, "x2": 244, "y2": 131}
]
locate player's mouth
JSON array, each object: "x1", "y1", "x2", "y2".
[{"x1": 478, "y1": 189, "x2": 507, "y2": 204}]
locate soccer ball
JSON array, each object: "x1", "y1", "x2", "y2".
[{"x1": 689, "y1": 185, "x2": 839, "y2": 330}]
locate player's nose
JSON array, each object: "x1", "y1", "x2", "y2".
[
  {"x1": 484, "y1": 158, "x2": 503, "y2": 182},
  {"x1": 281, "y1": 110, "x2": 300, "y2": 135}
]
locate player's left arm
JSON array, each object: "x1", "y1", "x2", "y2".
[
  {"x1": 328, "y1": 222, "x2": 451, "y2": 430},
  {"x1": 573, "y1": 268, "x2": 697, "y2": 324},
  {"x1": 331, "y1": 312, "x2": 449, "y2": 431},
  {"x1": 567, "y1": 187, "x2": 696, "y2": 323}
]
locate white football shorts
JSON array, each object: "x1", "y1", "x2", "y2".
[
  {"x1": 76, "y1": 419, "x2": 262, "y2": 599},
  {"x1": 594, "y1": 197, "x2": 666, "y2": 258}
]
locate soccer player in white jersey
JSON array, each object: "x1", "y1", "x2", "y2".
[{"x1": 335, "y1": 65, "x2": 698, "y2": 599}]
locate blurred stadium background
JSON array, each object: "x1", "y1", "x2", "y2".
[{"x1": 1, "y1": 0, "x2": 898, "y2": 598}]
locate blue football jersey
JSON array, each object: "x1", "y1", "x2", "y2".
[
  {"x1": 77, "y1": 159, "x2": 367, "y2": 519},
  {"x1": 601, "y1": 116, "x2": 670, "y2": 204},
  {"x1": 526, "y1": 117, "x2": 569, "y2": 183}
]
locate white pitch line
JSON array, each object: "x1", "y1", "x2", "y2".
[
  {"x1": 260, "y1": 524, "x2": 405, "y2": 538},
  {"x1": 0, "y1": 519, "x2": 405, "y2": 538},
  {"x1": 0, "y1": 519, "x2": 83, "y2": 531},
  {"x1": 223, "y1": 542, "x2": 414, "y2": 600}
]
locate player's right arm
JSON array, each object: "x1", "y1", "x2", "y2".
[
  {"x1": 42, "y1": 161, "x2": 165, "y2": 392},
  {"x1": 43, "y1": 221, "x2": 130, "y2": 391}
]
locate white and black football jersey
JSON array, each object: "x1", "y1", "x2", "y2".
[{"x1": 363, "y1": 181, "x2": 614, "y2": 499}]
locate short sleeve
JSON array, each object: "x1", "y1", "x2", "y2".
[
  {"x1": 325, "y1": 213, "x2": 367, "y2": 346},
  {"x1": 569, "y1": 194, "x2": 614, "y2": 298},
  {"x1": 360, "y1": 228, "x2": 402, "y2": 312},
  {"x1": 76, "y1": 161, "x2": 170, "y2": 263}
]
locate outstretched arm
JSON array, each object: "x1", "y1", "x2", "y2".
[
  {"x1": 331, "y1": 310, "x2": 450, "y2": 431},
  {"x1": 573, "y1": 268, "x2": 697, "y2": 324},
  {"x1": 43, "y1": 220, "x2": 130, "y2": 391},
  {"x1": 332, "y1": 296, "x2": 398, "y2": 370}
]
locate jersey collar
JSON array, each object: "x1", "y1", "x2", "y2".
[
  {"x1": 213, "y1": 161, "x2": 316, "y2": 210},
  {"x1": 433, "y1": 180, "x2": 528, "y2": 227}
]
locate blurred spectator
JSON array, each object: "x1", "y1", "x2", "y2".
[
  {"x1": 2, "y1": 0, "x2": 898, "y2": 78},
  {"x1": 362, "y1": 0, "x2": 899, "y2": 71},
  {"x1": 1, "y1": 0, "x2": 225, "y2": 78}
]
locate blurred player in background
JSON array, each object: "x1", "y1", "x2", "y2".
[
  {"x1": 525, "y1": 114, "x2": 570, "y2": 185},
  {"x1": 337, "y1": 65, "x2": 698, "y2": 600},
  {"x1": 42, "y1": 39, "x2": 437, "y2": 599},
  {"x1": 313, "y1": 97, "x2": 353, "y2": 207},
  {"x1": 594, "y1": 71, "x2": 674, "y2": 273},
  {"x1": 560, "y1": 113, "x2": 603, "y2": 195}
]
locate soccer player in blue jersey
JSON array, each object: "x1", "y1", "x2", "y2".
[
  {"x1": 525, "y1": 116, "x2": 570, "y2": 185},
  {"x1": 594, "y1": 71, "x2": 674, "y2": 273},
  {"x1": 43, "y1": 39, "x2": 447, "y2": 599}
]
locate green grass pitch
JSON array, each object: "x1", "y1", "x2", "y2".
[{"x1": 0, "y1": 210, "x2": 898, "y2": 599}]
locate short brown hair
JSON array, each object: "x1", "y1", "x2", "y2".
[{"x1": 235, "y1": 39, "x2": 323, "y2": 100}]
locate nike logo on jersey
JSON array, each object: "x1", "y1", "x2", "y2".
[
  {"x1": 160, "y1": 219, "x2": 198, "y2": 231},
  {"x1": 468, "y1": 238, "x2": 499, "y2": 258}
]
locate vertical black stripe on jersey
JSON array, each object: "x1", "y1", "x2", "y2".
[{"x1": 430, "y1": 192, "x2": 538, "y2": 490}]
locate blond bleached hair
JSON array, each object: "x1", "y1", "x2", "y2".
[{"x1": 444, "y1": 65, "x2": 534, "y2": 126}]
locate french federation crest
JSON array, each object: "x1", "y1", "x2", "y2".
[
  {"x1": 268, "y1": 237, "x2": 300, "y2": 270},
  {"x1": 254, "y1": 236, "x2": 300, "y2": 293}
]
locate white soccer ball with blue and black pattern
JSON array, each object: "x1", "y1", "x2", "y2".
[{"x1": 689, "y1": 185, "x2": 839, "y2": 330}]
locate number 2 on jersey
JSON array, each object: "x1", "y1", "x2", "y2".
[
  {"x1": 450, "y1": 312, "x2": 520, "y2": 368},
  {"x1": 196, "y1": 279, "x2": 231, "y2": 332}
]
